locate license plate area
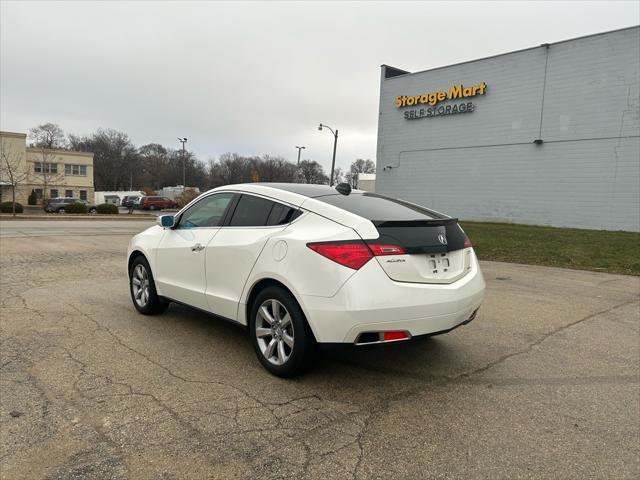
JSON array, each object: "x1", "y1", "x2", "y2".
[{"x1": 427, "y1": 252, "x2": 451, "y2": 274}]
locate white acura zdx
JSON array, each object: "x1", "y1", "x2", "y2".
[{"x1": 127, "y1": 183, "x2": 485, "y2": 377}]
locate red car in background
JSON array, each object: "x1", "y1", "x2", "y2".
[{"x1": 138, "y1": 196, "x2": 179, "y2": 210}]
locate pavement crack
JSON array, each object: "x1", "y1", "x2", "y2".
[{"x1": 455, "y1": 297, "x2": 640, "y2": 380}]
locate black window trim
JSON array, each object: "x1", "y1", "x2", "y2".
[
  {"x1": 223, "y1": 192, "x2": 303, "y2": 228},
  {"x1": 172, "y1": 189, "x2": 304, "y2": 229}
]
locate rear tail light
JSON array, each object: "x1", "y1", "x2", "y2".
[
  {"x1": 367, "y1": 244, "x2": 405, "y2": 256},
  {"x1": 307, "y1": 241, "x2": 407, "y2": 269},
  {"x1": 463, "y1": 236, "x2": 472, "y2": 248},
  {"x1": 307, "y1": 241, "x2": 373, "y2": 270}
]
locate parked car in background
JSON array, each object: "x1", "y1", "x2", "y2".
[
  {"x1": 138, "y1": 196, "x2": 179, "y2": 210},
  {"x1": 44, "y1": 197, "x2": 97, "y2": 214},
  {"x1": 127, "y1": 183, "x2": 485, "y2": 376},
  {"x1": 121, "y1": 195, "x2": 141, "y2": 207}
]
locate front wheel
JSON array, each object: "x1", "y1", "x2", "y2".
[
  {"x1": 249, "y1": 286, "x2": 315, "y2": 377},
  {"x1": 89, "y1": 207, "x2": 97, "y2": 214},
  {"x1": 129, "y1": 256, "x2": 170, "y2": 315},
  {"x1": 57, "y1": 207, "x2": 65, "y2": 214}
]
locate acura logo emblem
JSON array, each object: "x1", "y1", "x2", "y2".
[{"x1": 437, "y1": 233, "x2": 447, "y2": 245}]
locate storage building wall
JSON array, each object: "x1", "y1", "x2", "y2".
[{"x1": 376, "y1": 27, "x2": 640, "y2": 231}]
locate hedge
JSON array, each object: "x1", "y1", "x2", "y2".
[
  {"x1": 63, "y1": 202, "x2": 87, "y2": 214},
  {"x1": 0, "y1": 201, "x2": 24, "y2": 213},
  {"x1": 96, "y1": 203, "x2": 119, "y2": 214}
]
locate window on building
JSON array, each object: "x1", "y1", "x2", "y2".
[
  {"x1": 34, "y1": 188, "x2": 43, "y2": 199},
  {"x1": 50, "y1": 189, "x2": 59, "y2": 198},
  {"x1": 79, "y1": 190, "x2": 87, "y2": 201},
  {"x1": 65, "y1": 189, "x2": 73, "y2": 198},
  {"x1": 64, "y1": 164, "x2": 87, "y2": 176},
  {"x1": 34, "y1": 162, "x2": 58, "y2": 174}
]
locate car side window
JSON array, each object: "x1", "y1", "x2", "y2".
[
  {"x1": 178, "y1": 193, "x2": 234, "y2": 229},
  {"x1": 229, "y1": 195, "x2": 275, "y2": 227},
  {"x1": 266, "y1": 202, "x2": 301, "y2": 226}
]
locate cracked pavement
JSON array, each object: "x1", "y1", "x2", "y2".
[{"x1": 1, "y1": 220, "x2": 639, "y2": 479}]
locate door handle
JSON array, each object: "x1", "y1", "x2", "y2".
[{"x1": 191, "y1": 243, "x2": 205, "y2": 252}]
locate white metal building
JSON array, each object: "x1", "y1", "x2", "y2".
[{"x1": 376, "y1": 26, "x2": 640, "y2": 231}]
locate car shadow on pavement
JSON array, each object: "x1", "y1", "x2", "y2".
[{"x1": 163, "y1": 301, "x2": 457, "y2": 380}]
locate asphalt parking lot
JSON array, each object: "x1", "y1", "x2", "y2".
[{"x1": 1, "y1": 220, "x2": 638, "y2": 479}]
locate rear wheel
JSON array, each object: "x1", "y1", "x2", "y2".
[
  {"x1": 89, "y1": 207, "x2": 97, "y2": 214},
  {"x1": 57, "y1": 207, "x2": 65, "y2": 214},
  {"x1": 249, "y1": 286, "x2": 315, "y2": 377},
  {"x1": 129, "y1": 256, "x2": 170, "y2": 315}
]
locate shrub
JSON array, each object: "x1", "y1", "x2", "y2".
[
  {"x1": 28, "y1": 190, "x2": 37, "y2": 205},
  {"x1": 176, "y1": 188, "x2": 200, "y2": 207},
  {"x1": 96, "y1": 203, "x2": 119, "y2": 214},
  {"x1": 0, "y1": 201, "x2": 24, "y2": 213},
  {"x1": 63, "y1": 202, "x2": 87, "y2": 214}
]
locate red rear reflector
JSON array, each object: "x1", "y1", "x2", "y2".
[
  {"x1": 463, "y1": 236, "x2": 472, "y2": 248},
  {"x1": 307, "y1": 241, "x2": 373, "y2": 270},
  {"x1": 368, "y1": 243, "x2": 405, "y2": 256},
  {"x1": 383, "y1": 331, "x2": 409, "y2": 341}
]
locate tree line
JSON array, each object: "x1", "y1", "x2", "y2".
[{"x1": 27, "y1": 123, "x2": 375, "y2": 192}]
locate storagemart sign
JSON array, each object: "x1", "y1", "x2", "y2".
[{"x1": 395, "y1": 82, "x2": 487, "y2": 120}]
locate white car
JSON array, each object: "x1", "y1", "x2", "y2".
[{"x1": 127, "y1": 183, "x2": 485, "y2": 376}]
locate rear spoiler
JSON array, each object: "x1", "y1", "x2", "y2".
[{"x1": 372, "y1": 218, "x2": 459, "y2": 228}]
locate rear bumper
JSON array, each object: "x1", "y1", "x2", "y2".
[{"x1": 298, "y1": 251, "x2": 485, "y2": 343}]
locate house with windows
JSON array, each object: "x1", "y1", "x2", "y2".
[{"x1": 0, "y1": 130, "x2": 94, "y2": 204}]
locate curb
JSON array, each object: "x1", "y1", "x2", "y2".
[{"x1": 0, "y1": 214, "x2": 157, "y2": 221}]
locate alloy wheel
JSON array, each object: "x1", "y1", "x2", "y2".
[
  {"x1": 131, "y1": 264, "x2": 150, "y2": 308},
  {"x1": 255, "y1": 299, "x2": 294, "y2": 366}
]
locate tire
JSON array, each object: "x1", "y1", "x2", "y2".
[
  {"x1": 149, "y1": 205, "x2": 157, "y2": 211},
  {"x1": 249, "y1": 286, "x2": 316, "y2": 377},
  {"x1": 89, "y1": 208, "x2": 97, "y2": 214},
  {"x1": 57, "y1": 207, "x2": 65, "y2": 214},
  {"x1": 129, "y1": 256, "x2": 170, "y2": 315}
]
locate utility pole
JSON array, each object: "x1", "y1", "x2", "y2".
[
  {"x1": 318, "y1": 124, "x2": 338, "y2": 186},
  {"x1": 295, "y1": 146, "x2": 305, "y2": 166},
  {"x1": 177, "y1": 137, "x2": 187, "y2": 191}
]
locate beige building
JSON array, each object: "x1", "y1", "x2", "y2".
[
  {"x1": 356, "y1": 173, "x2": 376, "y2": 192},
  {"x1": 0, "y1": 131, "x2": 94, "y2": 204}
]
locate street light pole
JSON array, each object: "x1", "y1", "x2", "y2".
[
  {"x1": 177, "y1": 137, "x2": 187, "y2": 191},
  {"x1": 318, "y1": 124, "x2": 338, "y2": 186},
  {"x1": 295, "y1": 146, "x2": 305, "y2": 166}
]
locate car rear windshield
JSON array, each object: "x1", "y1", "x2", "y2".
[{"x1": 315, "y1": 193, "x2": 442, "y2": 221}]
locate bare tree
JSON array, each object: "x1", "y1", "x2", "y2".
[
  {"x1": 332, "y1": 167, "x2": 345, "y2": 186},
  {"x1": 29, "y1": 123, "x2": 66, "y2": 149},
  {"x1": 346, "y1": 159, "x2": 376, "y2": 187},
  {"x1": 299, "y1": 160, "x2": 329, "y2": 184},
  {"x1": 0, "y1": 139, "x2": 29, "y2": 216},
  {"x1": 31, "y1": 148, "x2": 65, "y2": 203}
]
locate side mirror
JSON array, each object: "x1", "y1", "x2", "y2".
[{"x1": 157, "y1": 215, "x2": 175, "y2": 228}]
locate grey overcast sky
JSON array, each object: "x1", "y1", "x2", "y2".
[{"x1": 1, "y1": 1, "x2": 638, "y2": 173}]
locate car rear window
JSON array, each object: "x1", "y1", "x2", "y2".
[{"x1": 315, "y1": 193, "x2": 440, "y2": 221}]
